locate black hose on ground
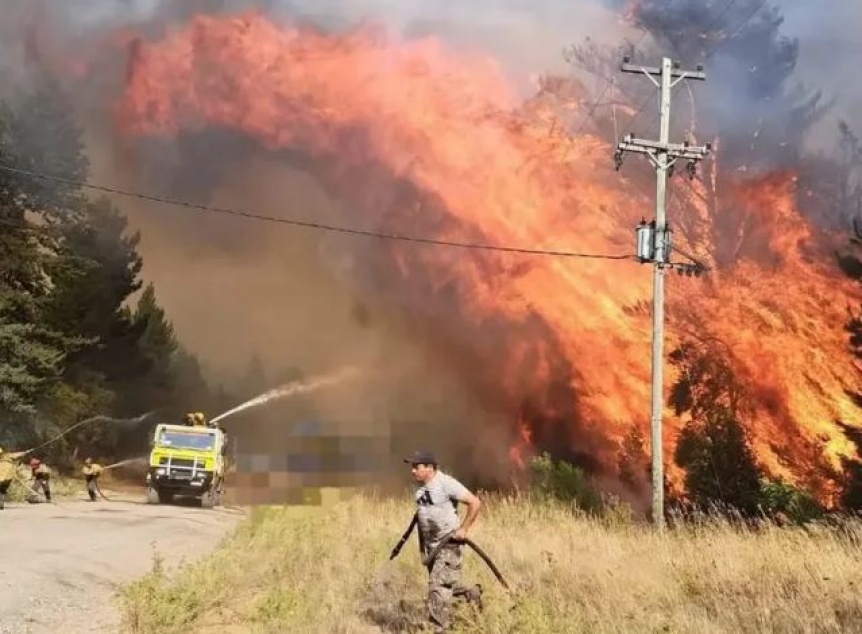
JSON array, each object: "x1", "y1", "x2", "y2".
[
  {"x1": 94, "y1": 479, "x2": 110, "y2": 501},
  {"x1": 422, "y1": 531, "x2": 511, "y2": 590}
]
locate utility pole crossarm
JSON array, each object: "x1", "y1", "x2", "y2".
[
  {"x1": 618, "y1": 135, "x2": 712, "y2": 158},
  {"x1": 620, "y1": 57, "x2": 706, "y2": 83}
]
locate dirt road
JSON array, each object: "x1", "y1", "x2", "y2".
[{"x1": 0, "y1": 488, "x2": 245, "y2": 634}]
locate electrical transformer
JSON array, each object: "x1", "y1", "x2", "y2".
[
  {"x1": 636, "y1": 219, "x2": 654, "y2": 262},
  {"x1": 635, "y1": 219, "x2": 673, "y2": 264}
]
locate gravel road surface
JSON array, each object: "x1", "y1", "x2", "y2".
[{"x1": 0, "y1": 489, "x2": 245, "y2": 634}]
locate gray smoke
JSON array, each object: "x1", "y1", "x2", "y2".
[
  {"x1": 780, "y1": 0, "x2": 862, "y2": 150},
  {"x1": 7, "y1": 1, "x2": 858, "y2": 131},
  {"x1": 0, "y1": 1, "x2": 628, "y2": 97}
]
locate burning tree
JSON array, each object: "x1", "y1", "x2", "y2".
[
  {"x1": 556, "y1": 0, "x2": 856, "y2": 505},
  {"x1": 832, "y1": 121, "x2": 862, "y2": 510},
  {"x1": 564, "y1": 0, "x2": 831, "y2": 264}
]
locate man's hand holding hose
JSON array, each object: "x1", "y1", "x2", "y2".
[{"x1": 452, "y1": 490, "x2": 482, "y2": 542}]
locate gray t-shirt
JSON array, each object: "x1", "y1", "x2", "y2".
[{"x1": 415, "y1": 471, "x2": 471, "y2": 546}]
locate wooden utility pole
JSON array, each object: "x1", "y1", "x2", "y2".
[{"x1": 615, "y1": 57, "x2": 711, "y2": 529}]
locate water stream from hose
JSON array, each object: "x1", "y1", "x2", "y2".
[{"x1": 209, "y1": 366, "x2": 362, "y2": 425}]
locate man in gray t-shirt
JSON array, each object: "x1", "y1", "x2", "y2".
[{"x1": 404, "y1": 449, "x2": 483, "y2": 632}]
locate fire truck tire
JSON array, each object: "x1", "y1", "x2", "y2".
[
  {"x1": 201, "y1": 490, "x2": 215, "y2": 509},
  {"x1": 146, "y1": 486, "x2": 160, "y2": 505}
]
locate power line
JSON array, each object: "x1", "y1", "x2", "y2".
[
  {"x1": 626, "y1": 0, "x2": 770, "y2": 186},
  {"x1": 568, "y1": 0, "x2": 669, "y2": 137},
  {"x1": 0, "y1": 163, "x2": 634, "y2": 261},
  {"x1": 701, "y1": 0, "x2": 767, "y2": 60}
]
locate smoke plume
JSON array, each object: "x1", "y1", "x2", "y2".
[{"x1": 1, "y1": 0, "x2": 861, "y2": 496}]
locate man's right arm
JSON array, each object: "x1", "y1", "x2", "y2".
[{"x1": 445, "y1": 475, "x2": 482, "y2": 539}]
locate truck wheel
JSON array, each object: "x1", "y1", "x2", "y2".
[
  {"x1": 146, "y1": 486, "x2": 159, "y2": 505},
  {"x1": 201, "y1": 490, "x2": 215, "y2": 509}
]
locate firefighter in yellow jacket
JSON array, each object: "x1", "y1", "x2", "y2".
[
  {"x1": 0, "y1": 447, "x2": 28, "y2": 509},
  {"x1": 28, "y1": 458, "x2": 51, "y2": 503},
  {"x1": 82, "y1": 458, "x2": 104, "y2": 502}
]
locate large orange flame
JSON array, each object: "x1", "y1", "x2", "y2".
[{"x1": 110, "y1": 12, "x2": 862, "y2": 502}]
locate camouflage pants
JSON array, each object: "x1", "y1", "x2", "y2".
[
  {"x1": 30, "y1": 478, "x2": 50, "y2": 502},
  {"x1": 427, "y1": 543, "x2": 482, "y2": 632},
  {"x1": 86, "y1": 476, "x2": 99, "y2": 501}
]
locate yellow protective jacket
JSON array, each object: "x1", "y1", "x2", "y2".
[
  {"x1": 0, "y1": 451, "x2": 27, "y2": 482},
  {"x1": 82, "y1": 464, "x2": 103, "y2": 477}
]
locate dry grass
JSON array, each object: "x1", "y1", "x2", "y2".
[
  {"x1": 118, "y1": 491, "x2": 862, "y2": 633},
  {"x1": 6, "y1": 471, "x2": 83, "y2": 502}
]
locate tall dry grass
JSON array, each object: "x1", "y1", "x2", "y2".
[{"x1": 118, "y1": 490, "x2": 862, "y2": 633}]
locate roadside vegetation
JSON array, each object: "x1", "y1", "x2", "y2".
[
  {"x1": 119, "y1": 455, "x2": 862, "y2": 634},
  {"x1": 5, "y1": 471, "x2": 83, "y2": 503}
]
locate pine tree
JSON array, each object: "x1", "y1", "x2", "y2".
[
  {"x1": 674, "y1": 406, "x2": 764, "y2": 515},
  {"x1": 1, "y1": 74, "x2": 89, "y2": 221},
  {"x1": 0, "y1": 77, "x2": 145, "y2": 455},
  {"x1": 0, "y1": 78, "x2": 85, "y2": 426},
  {"x1": 43, "y1": 197, "x2": 145, "y2": 399},
  {"x1": 0, "y1": 298, "x2": 66, "y2": 414},
  {"x1": 668, "y1": 340, "x2": 764, "y2": 515},
  {"x1": 0, "y1": 74, "x2": 226, "y2": 461},
  {"x1": 119, "y1": 283, "x2": 178, "y2": 412}
]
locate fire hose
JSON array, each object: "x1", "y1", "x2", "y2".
[
  {"x1": 390, "y1": 512, "x2": 510, "y2": 590},
  {"x1": 91, "y1": 477, "x2": 110, "y2": 501},
  {"x1": 25, "y1": 412, "x2": 156, "y2": 454},
  {"x1": 14, "y1": 474, "x2": 60, "y2": 507},
  {"x1": 5, "y1": 413, "x2": 154, "y2": 505}
]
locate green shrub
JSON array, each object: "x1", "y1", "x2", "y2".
[
  {"x1": 758, "y1": 477, "x2": 824, "y2": 525},
  {"x1": 528, "y1": 452, "x2": 603, "y2": 513}
]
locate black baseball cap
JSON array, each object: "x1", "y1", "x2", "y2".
[{"x1": 403, "y1": 449, "x2": 437, "y2": 466}]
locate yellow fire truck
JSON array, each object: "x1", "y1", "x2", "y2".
[{"x1": 145, "y1": 412, "x2": 228, "y2": 508}]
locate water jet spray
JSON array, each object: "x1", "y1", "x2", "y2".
[
  {"x1": 103, "y1": 456, "x2": 149, "y2": 470},
  {"x1": 209, "y1": 366, "x2": 362, "y2": 425}
]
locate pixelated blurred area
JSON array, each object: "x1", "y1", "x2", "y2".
[{"x1": 223, "y1": 417, "x2": 392, "y2": 505}]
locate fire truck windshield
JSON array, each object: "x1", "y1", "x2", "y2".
[{"x1": 157, "y1": 430, "x2": 215, "y2": 451}]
